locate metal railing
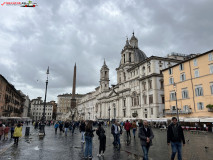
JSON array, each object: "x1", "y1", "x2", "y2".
[{"x1": 208, "y1": 108, "x2": 213, "y2": 112}]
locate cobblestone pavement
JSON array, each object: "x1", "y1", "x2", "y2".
[{"x1": 0, "y1": 124, "x2": 213, "y2": 160}]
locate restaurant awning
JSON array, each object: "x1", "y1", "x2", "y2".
[
  {"x1": 183, "y1": 118, "x2": 200, "y2": 122},
  {"x1": 199, "y1": 118, "x2": 213, "y2": 123}
]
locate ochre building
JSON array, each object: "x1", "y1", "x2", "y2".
[{"x1": 162, "y1": 50, "x2": 213, "y2": 119}]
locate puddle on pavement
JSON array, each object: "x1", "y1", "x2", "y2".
[
  {"x1": 120, "y1": 149, "x2": 143, "y2": 160},
  {"x1": 34, "y1": 146, "x2": 40, "y2": 150}
]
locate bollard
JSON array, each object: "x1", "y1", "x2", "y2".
[{"x1": 25, "y1": 127, "x2": 30, "y2": 136}]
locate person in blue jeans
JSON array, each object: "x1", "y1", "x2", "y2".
[
  {"x1": 80, "y1": 121, "x2": 86, "y2": 143},
  {"x1": 132, "y1": 120, "x2": 137, "y2": 139},
  {"x1": 167, "y1": 117, "x2": 185, "y2": 160},
  {"x1": 138, "y1": 120, "x2": 154, "y2": 160},
  {"x1": 114, "y1": 122, "x2": 122, "y2": 150},
  {"x1": 54, "y1": 122, "x2": 59, "y2": 134},
  {"x1": 84, "y1": 121, "x2": 96, "y2": 159}
]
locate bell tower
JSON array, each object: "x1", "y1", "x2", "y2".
[{"x1": 100, "y1": 59, "x2": 110, "y2": 92}]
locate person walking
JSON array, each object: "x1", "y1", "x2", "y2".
[
  {"x1": 59, "y1": 122, "x2": 64, "y2": 133},
  {"x1": 13, "y1": 123, "x2": 22, "y2": 145},
  {"x1": 10, "y1": 124, "x2": 15, "y2": 139},
  {"x1": 167, "y1": 117, "x2": 185, "y2": 160},
  {"x1": 96, "y1": 123, "x2": 106, "y2": 157},
  {"x1": 132, "y1": 120, "x2": 137, "y2": 139},
  {"x1": 0, "y1": 124, "x2": 4, "y2": 141},
  {"x1": 138, "y1": 119, "x2": 143, "y2": 127},
  {"x1": 69, "y1": 122, "x2": 73, "y2": 132},
  {"x1": 3, "y1": 124, "x2": 10, "y2": 140},
  {"x1": 111, "y1": 121, "x2": 116, "y2": 146},
  {"x1": 35, "y1": 121, "x2": 38, "y2": 129},
  {"x1": 54, "y1": 122, "x2": 59, "y2": 134},
  {"x1": 115, "y1": 122, "x2": 122, "y2": 150},
  {"x1": 138, "y1": 120, "x2": 154, "y2": 160},
  {"x1": 124, "y1": 120, "x2": 132, "y2": 143},
  {"x1": 80, "y1": 121, "x2": 86, "y2": 143},
  {"x1": 84, "y1": 121, "x2": 96, "y2": 159},
  {"x1": 64, "y1": 121, "x2": 69, "y2": 136},
  {"x1": 72, "y1": 121, "x2": 77, "y2": 134}
]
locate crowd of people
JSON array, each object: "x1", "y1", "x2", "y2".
[
  {"x1": 50, "y1": 117, "x2": 184, "y2": 160},
  {"x1": 0, "y1": 117, "x2": 185, "y2": 160}
]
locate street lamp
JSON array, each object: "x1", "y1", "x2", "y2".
[
  {"x1": 39, "y1": 66, "x2": 49, "y2": 136},
  {"x1": 173, "y1": 83, "x2": 179, "y2": 122},
  {"x1": 108, "y1": 107, "x2": 111, "y2": 122},
  {"x1": 113, "y1": 103, "x2": 116, "y2": 120}
]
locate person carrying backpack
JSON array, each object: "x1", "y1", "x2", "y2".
[{"x1": 96, "y1": 123, "x2": 106, "y2": 157}]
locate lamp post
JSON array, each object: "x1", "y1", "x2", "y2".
[
  {"x1": 173, "y1": 83, "x2": 179, "y2": 122},
  {"x1": 113, "y1": 103, "x2": 116, "y2": 120},
  {"x1": 108, "y1": 107, "x2": 111, "y2": 122},
  {"x1": 39, "y1": 66, "x2": 49, "y2": 136}
]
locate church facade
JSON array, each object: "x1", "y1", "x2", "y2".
[{"x1": 76, "y1": 33, "x2": 182, "y2": 121}]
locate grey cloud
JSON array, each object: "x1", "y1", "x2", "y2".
[{"x1": 0, "y1": 0, "x2": 213, "y2": 101}]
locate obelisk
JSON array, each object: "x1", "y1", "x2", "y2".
[{"x1": 71, "y1": 63, "x2": 77, "y2": 109}]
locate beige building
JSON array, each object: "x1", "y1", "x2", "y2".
[
  {"x1": 31, "y1": 97, "x2": 54, "y2": 121},
  {"x1": 162, "y1": 50, "x2": 213, "y2": 121}
]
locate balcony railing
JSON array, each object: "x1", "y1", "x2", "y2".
[
  {"x1": 208, "y1": 108, "x2": 213, "y2": 112},
  {"x1": 165, "y1": 109, "x2": 192, "y2": 115}
]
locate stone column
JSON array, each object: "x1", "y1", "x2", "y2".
[{"x1": 127, "y1": 96, "x2": 131, "y2": 118}]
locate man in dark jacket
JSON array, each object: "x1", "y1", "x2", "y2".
[
  {"x1": 64, "y1": 121, "x2": 69, "y2": 136},
  {"x1": 167, "y1": 117, "x2": 185, "y2": 160},
  {"x1": 138, "y1": 120, "x2": 154, "y2": 160},
  {"x1": 80, "y1": 121, "x2": 86, "y2": 143},
  {"x1": 111, "y1": 121, "x2": 116, "y2": 146}
]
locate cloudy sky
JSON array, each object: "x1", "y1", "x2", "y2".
[{"x1": 0, "y1": 0, "x2": 213, "y2": 102}]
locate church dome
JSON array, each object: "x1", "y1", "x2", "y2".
[
  {"x1": 130, "y1": 32, "x2": 147, "y2": 62},
  {"x1": 121, "y1": 32, "x2": 147, "y2": 64},
  {"x1": 133, "y1": 48, "x2": 147, "y2": 63}
]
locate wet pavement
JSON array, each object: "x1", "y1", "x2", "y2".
[{"x1": 0, "y1": 124, "x2": 213, "y2": 160}]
